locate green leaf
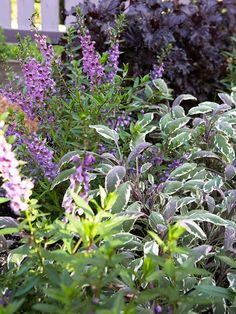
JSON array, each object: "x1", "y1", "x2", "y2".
[
  {"x1": 165, "y1": 181, "x2": 183, "y2": 194},
  {"x1": 58, "y1": 150, "x2": 79, "y2": 169},
  {"x1": 175, "y1": 210, "x2": 236, "y2": 229},
  {"x1": 90, "y1": 125, "x2": 119, "y2": 143},
  {"x1": 195, "y1": 285, "x2": 233, "y2": 302},
  {"x1": 70, "y1": 191, "x2": 94, "y2": 217},
  {"x1": 170, "y1": 163, "x2": 197, "y2": 180},
  {"x1": 51, "y1": 168, "x2": 75, "y2": 190},
  {"x1": 105, "y1": 166, "x2": 126, "y2": 193},
  {"x1": 0, "y1": 217, "x2": 18, "y2": 228},
  {"x1": 228, "y1": 273, "x2": 236, "y2": 292},
  {"x1": 203, "y1": 176, "x2": 224, "y2": 193},
  {"x1": 0, "y1": 227, "x2": 18, "y2": 235},
  {"x1": 169, "y1": 131, "x2": 192, "y2": 148},
  {"x1": 180, "y1": 220, "x2": 206, "y2": 239},
  {"x1": 216, "y1": 121, "x2": 234, "y2": 137},
  {"x1": 138, "y1": 113, "x2": 154, "y2": 128},
  {"x1": 32, "y1": 304, "x2": 59, "y2": 313},
  {"x1": 214, "y1": 134, "x2": 235, "y2": 163},
  {"x1": 145, "y1": 84, "x2": 153, "y2": 98},
  {"x1": 15, "y1": 276, "x2": 40, "y2": 297},
  {"x1": 127, "y1": 142, "x2": 152, "y2": 163},
  {"x1": 140, "y1": 162, "x2": 152, "y2": 173},
  {"x1": 188, "y1": 106, "x2": 213, "y2": 115},
  {"x1": 172, "y1": 94, "x2": 197, "y2": 107},
  {"x1": 165, "y1": 117, "x2": 190, "y2": 135},
  {"x1": 153, "y1": 78, "x2": 169, "y2": 95},
  {"x1": 111, "y1": 182, "x2": 131, "y2": 213},
  {"x1": 0, "y1": 197, "x2": 9, "y2": 204}
]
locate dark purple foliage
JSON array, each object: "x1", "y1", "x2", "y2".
[{"x1": 67, "y1": 0, "x2": 236, "y2": 100}]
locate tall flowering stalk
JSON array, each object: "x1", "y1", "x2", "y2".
[
  {"x1": 105, "y1": 42, "x2": 119, "y2": 82},
  {"x1": 78, "y1": 31, "x2": 104, "y2": 89},
  {"x1": 62, "y1": 153, "x2": 95, "y2": 214},
  {"x1": 150, "y1": 63, "x2": 164, "y2": 80},
  {"x1": 22, "y1": 34, "x2": 55, "y2": 118},
  {"x1": 0, "y1": 121, "x2": 33, "y2": 215}
]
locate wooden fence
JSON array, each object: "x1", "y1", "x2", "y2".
[{"x1": 0, "y1": 0, "x2": 190, "y2": 43}]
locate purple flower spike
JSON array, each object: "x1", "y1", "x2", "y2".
[
  {"x1": 105, "y1": 42, "x2": 120, "y2": 82},
  {"x1": 62, "y1": 153, "x2": 95, "y2": 214},
  {"x1": 78, "y1": 31, "x2": 104, "y2": 88},
  {"x1": 24, "y1": 135, "x2": 58, "y2": 181},
  {"x1": 151, "y1": 63, "x2": 164, "y2": 80}
]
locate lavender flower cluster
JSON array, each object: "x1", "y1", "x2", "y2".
[
  {"x1": 78, "y1": 30, "x2": 120, "y2": 87},
  {"x1": 0, "y1": 122, "x2": 33, "y2": 215},
  {"x1": 107, "y1": 111, "x2": 132, "y2": 132},
  {"x1": 62, "y1": 153, "x2": 95, "y2": 214},
  {"x1": 24, "y1": 135, "x2": 58, "y2": 181},
  {"x1": 150, "y1": 63, "x2": 164, "y2": 80}
]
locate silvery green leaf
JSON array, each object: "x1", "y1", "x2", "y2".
[
  {"x1": 165, "y1": 181, "x2": 183, "y2": 194},
  {"x1": 169, "y1": 130, "x2": 192, "y2": 148},
  {"x1": 58, "y1": 150, "x2": 79, "y2": 169},
  {"x1": 90, "y1": 125, "x2": 119, "y2": 143},
  {"x1": 51, "y1": 168, "x2": 76, "y2": 190},
  {"x1": 192, "y1": 150, "x2": 222, "y2": 162},
  {"x1": 101, "y1": 153, "x2": 119, "y2": 164},
  {"x1": 145, "y1": 84, "x2": 153, "y2": 98},
  {"x1": 149, "y1": 212, "x2": 165, "y2": 231},
  {"x1": 172, "y1": 94, "x2": 197, "y2": 107},
  {"x1": 193, "y1": 117, "x2": 206, "y2": 127},
  {"x1": 140, "y1": 162, "x2": 152, "y2": 173},
  {"x1": 163, "y1": 198, "x2": 178, "y2": 221},
  {"x1": 111, "y1": 182, "x2": 131, "y2": 213},
  {"x1": 95, "y1": 163, "x2": 113, "y2": 175},
  {"x1": 0, "y1": 217, "x2": 18, "y2": 228},
  {"x1": 165, "y1": 117, "x2": 190, "y2": 135},
  {"x1": 203, "y1": 176, "x2": 224, "y2": 193},
  {"x1": 175, "y1": 210, "x2": 236, "y2": 229},
  {"x1": 214, "y1": 134, "x2": 235, "y2": 163},
  {"x1": 152, "y1": 78, "x2": 169, "y2": 94},
  {"x1": 216, "y1": 121, "x2": 234, "y2": 137},
  {"x1": 224, "y1": 227, "x2": 235, "y2": 251},
  {"x1": 171, "y1": 105, "x2": 186, "y2": 119},
  {"x1": 183, "y1": 180, "x2": 204, "y2": 191},
  {"x1": 225, "y1": 165, "x2": 236, "y2": 181},
  {"x1": 205, "y1": 194, "x2": 215, "y2": 212},
  {"x1": 188, "y1": 106, "x2": 214, "y2": 115},
  {"x1": 127, "y1": 142, "x2": 152, "y2": 163},
  {"x1": 189, "y1": 245, "x2": 212, "y2": 263},
  {"x1": 170, "y1": 163, "x2": 197, "y2": 179},
  {"x1": 198, "y1": 101, "x2": 220, "y2": 109},
  {"x1": 148, "y1": 174, "x2": 154, "y2": 185},
  {"x1": 180, "y1": 220, "x2": 206, "y2": 239},
  {"x1": 144, "y1": 240, "x2": 159, "y2": 256},
  {"x1": 138, "y1": 113, "x2": 154, "y2": 128},
  {"x1": 105, "y1": 166, "x2": 126, "y2": 192},
  {"x1": 178, "y1": 197, "x2": 197, "y2": 208},
  {"x1": 218, "y1": 93, "x2": 233, "y2": 107},
  {"x1": 227, "y1": 273, "x2": 236, "y2": 292},
  {"x1": 159, "y1": 113, "x2": 173, "y2": 133}
]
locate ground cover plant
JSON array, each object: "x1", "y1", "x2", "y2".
[{"x1": 1, "y1": 9, "x2": 236, "y2": 314}]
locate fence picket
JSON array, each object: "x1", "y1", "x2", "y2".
[
  {"x1": 41, "y1": 0, "x2": 59, "y2": 31},
  {"x1": 0, "y1": 0, "x2": 11, "y2": 28},
  {"x1": 17, "y1": 0, "x2": 35, "y2": 30}
]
